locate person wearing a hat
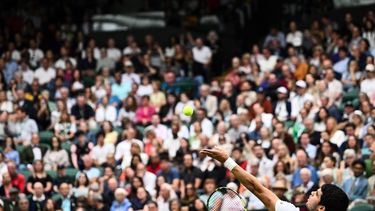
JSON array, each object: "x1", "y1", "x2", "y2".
[
  {"x1": 273, "y1": 86, "x2": 291, "y2": 122},
  {"x1": 249, "y1": 86, "x2": 273, "y2": 118},
  {"x1": 122, "y1": 60, "x2": 140, "y2": 85},
  {"x1": 360, "y1": 64, "x2": 375, "y2": 99},
  {"x1": 291, "y1": 80, "x2": 313, "y2": 120},
  {"x1": 272, "y1": 179, "x2": 289, "y2": 202}
]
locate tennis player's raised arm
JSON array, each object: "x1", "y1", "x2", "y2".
[{"x1": 200, "y1": 147, "x2": 279, "y2": 211}]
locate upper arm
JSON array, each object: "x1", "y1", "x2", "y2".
[{"x1": 232, "y1": 166, "x2": 279, "y2": 211}]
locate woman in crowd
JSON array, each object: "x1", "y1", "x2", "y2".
[
  {"x1": 54, "y1": 111, "x2": 77, "y2": 142},
  {"x1": 72, "y1": 172, "x2": 90, "y2": 198},
  {"x1": 43, "y1": 137, "x2": 70, "y2": 170},
  {"x1": 26, "y1": 160, "x2": 53, "y2": 196},
  {"x1": 3, "y1": 137, "x2": 20, "y2": 165}
]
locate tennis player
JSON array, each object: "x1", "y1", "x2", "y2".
[{"x1": 200, "y1": 147, "x2": 349, "y2": 211}]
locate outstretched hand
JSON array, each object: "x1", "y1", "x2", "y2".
[{"x1": 200, "y1": 146, "x2": 230, "y2": 164}]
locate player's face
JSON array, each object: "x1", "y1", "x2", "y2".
[{"x1": 306, "y1": 188, "x2": 324, "y2": 211}]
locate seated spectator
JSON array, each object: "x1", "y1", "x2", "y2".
[
  {"x1": 130, "y1": 186, "x2": 151, "y2": 210},
  {"x1": 70, "y1": 95, "x2": 95, "y2": 123},
  {"x1": 101, "y1": 121, "x2": 118, "y2": 145},
  {"x1": 71, "y1": 131, "x2": 94, "y2": 170},
  {"x1": 95, "y1": 96, "x2": 117, "y2": 124},
  {"x1": 180, "y1": 183, "x2": 198, "y2": 207},
  {"x1": 136, "y1": 163, "x2": 156, "y2": 196},
  {"x1": 9, "y1": 108, "x2": 38, "y2": 146},
  {"x1": 159, "y1": 93, "x2": 177, "y2": 125},
  {"x1": 92, "y1": 131, "x2": 115, "y2": 166},
  {"x1": 118, "y1": 96, "x2": 137, "y2": 124},
  {"x1": 135, "y1": 95, "x2": 156, "y2": 126},
  {"x1": 342, "y1": 159, "x2": 368, "y2": 201},
  {"x1": 54, "y1": 111, "x2": 77, "y2": 142},
  {"x1": 72, "y1": 172, "x2": 90, "y2": 198},
  {"x1": 157, "y1": 158, "x2": 180, "y2": 191},
  {"x1": 156, "y1": 183, "x2": 177, "y2": 211},
  {"x1": 28, "y1": 182, "x2": 46, "y2": 211},
  {"x1": 55, "y1": 182, "x2": 76, "y2": 210},
  {"x1": 145, "y1": 114, "x2": 168, "y2": 140},
  {"x1": 43, "y1": 137, "x2": 70, "y2": 170},
  {"x1": 21, "y1": 134, "x2": 48, "y2": 165},
  {"x1": 7, "y1": 160, "x2": 25, "y2": 193},
  {"x1": 43, "y1": 198, "x2": 58, "y2": 211},
  {"x1": 26, "y1": 160, "x2": 53, "y2": 195},
  {"x1": 0, "y1": 172, "x2": 13, "y2": 198},
  {"x1": 80, "y1": 155, "x2": 101, "y2": 181},
  {"x1": 298, "y1": 132, "x2": 317, "y2": 160},
  {"x1": 149, "y1": 80, "x2": 166, "y2": 112},
  {"x1": 111, "y1": 188, "x2": 132, "y2": 211},
  {"x1": 292, "y1": 149, "x2": 318, "y2": 187}
]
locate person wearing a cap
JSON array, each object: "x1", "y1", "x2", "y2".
[
  {"x1": 200, "y1": 147, "x2": 349, "y2": 211},
  {"x1": 291, "y1": 80, "x2": 313, "y2": 120},
  {"x1": 360, "y1": 64, "x2": 375, "y2": 99},
  {"x1": 122, "y1": 60, "x2": 140, "y2": 85},
  {"x1": 273, "y1": 86, "x2": 291, "y2": 122}
]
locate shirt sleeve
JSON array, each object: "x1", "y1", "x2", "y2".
[{"x1": 275, "y1": 200, "x2": 299, "y2": 211}]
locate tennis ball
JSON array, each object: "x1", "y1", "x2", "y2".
[{"x1": 183, "y1": 105, "x2": 194, "y2": 116}]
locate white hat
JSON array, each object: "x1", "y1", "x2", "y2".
[
  {"x1": 277, "y1": 86, "x2": 288, "y2": 94},
  {"x1": 296, "y1": 80, "x2": 307, "y2": 88},
  {"x1": 365, "y1": 64, "x2": 375, "y2": 72}
]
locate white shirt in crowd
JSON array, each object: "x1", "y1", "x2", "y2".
[
  {"x1": 327, "y1": 79, "x2": 343, "y2": 104},
  {"x1": 360, "y1": 78, "x2": 375, "y2": 100},
  {"x1": 19, "y1": 68, "x2": 34, "y2": 84},
  {"x1": 248, "y1": 113, "x2": 274, "y2": 132},
  {"x1": 258, "y1": 55, "x2": 278, "y2": 72},
  {"x1": 286, "y1": 31, "x2": 303, "y2": 47},
  {"x1": 0, "y1": 101, "x2": 13, "y2": 113},
  {"x1": 192, "y1": 46, "x2": 212, "y2": 64},
  {"x1": 107, "y1": 48, "x2": 121, "y2": 61},
  {"x1": 95, "y1": 105, "x2": 117, "y2": 123},
  {"x1": 55, "y1": 57, "x2": 77, "y2": 69},
  {"x1": 137, "y1": 84, "x2": 153, "y2": 96},
  {"x1": 142, "y1": 171, "x2": 157, "y2": 196},
  {"x1": 145, "y1": 124, "x2": 169, "y2": 140},
  {"x1": 115, "y1": 139, "x2": 144, "y2": 161},
  {"x1": 28, "y1": 48, "x2": 44, "y2": 67},
  {"x1": 291, "y1": 93, "x2": 314, "y2": 118},
  {"x1": 91, "y1": 144, "x2": 115, "y2": 165},
  {"x1": 122, "y1": 73, "x2": 141, "y2": 85},
  {"x1": 189, "y1": 118, "x2": 214, "y2": 137},
  {"x1": 34, "y1": 66, "x2": 56, "y2": 85}
]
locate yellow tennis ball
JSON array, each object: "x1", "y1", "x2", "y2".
[{"x1": 183, "y1": 105, "x2": 194, "y2": 116}]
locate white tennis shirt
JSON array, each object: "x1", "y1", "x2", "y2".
[{"x1": 275, "y1": 200, "x2": 300, "y2": 211}]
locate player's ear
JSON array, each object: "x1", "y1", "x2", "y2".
[{"x1": 317, "y1": 205, "x2": 325, "y2": 211}]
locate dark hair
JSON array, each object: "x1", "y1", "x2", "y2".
[
  {"x1": 325, "y1": 155, "x2": 337, "y2": 164},
  {"x1": 51, "y1": 137, "x2": 62, "y2": 150},
  {"x1": 95, "y1": 131, "x2": 105, "y2": 140},
  {"x1": 75, "y1": 172, "x2": 89, "y2": 187},
  {"x1": 319, "y1": 184, "x2": 349, "y2": 211},
  {"x1": 351, "y1": 159, "x2": 366, "y2": 169}
]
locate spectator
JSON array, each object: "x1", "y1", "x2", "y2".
[
  {"x1": 72, "y1": 172, "x2": 90, "y2": 198},
  {"x1": 292, "y1": 149, "x2": 319, "y2": 187},
  {"x1": 135, "y1": 95, "x2": 156, "y2": 126},
  {"x1": 28, "y1": 182, "x2": 46, "y2": 211},
  {"x1": 92, "y1": 131, "x2": 115, "y2": 166},
  {"x1": 286, "y1": 21, "x2": 303, "y2": 48},
  {"x1": 21, "y1": 134, "x2": 48, "y2": 165},
  {"x1": 70, "y1": 95, "x2": 95, "y2": 122},
  {"x1": 110, "y1": 188, "x2": 132, "y2": 211},
  {"x1": 145, "y1": 114, "x2": 168, "y2": 140},
  {"x1": 95, "y1": 96, "x2": 117, "y2": 124},
  {"x1": 157, "y1": 158, "x2": 179, "y2": 191},
  {"x1": 342, "y1": 159, "x2": 368, "y2": 201},
  {"x1": 43, "y1": 137, "x2": 70, "y2": 170},
  {"x1": 55, "y1": 182, "x2": 76, "y2": 211},
  {"x1": 26, "y1": 160, "x2": 53, "y2": 195},
  {"x1": 34, "y1": 58, "x2": 56, "y2": 86},
  {"x1": 130, "y1": 186, "x2": 151, "y2": 210},
  {"x1": 70, "y1": 132, "x2": 94, "y2": 170},
  {"x1": 3, "y1": 137, "x2": 20, "y2": 166},
  {"x1": 156, "y1": 183, "x2": 177, "y2": 211},
  {"x1": 10, "y1": 108, "x2": 38, "y2": 145}
]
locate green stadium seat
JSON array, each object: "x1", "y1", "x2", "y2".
[
  {"x1": 39, "y1": 131, "x2": 54, "y2": 146},
  {"x1": 61, "y1": 142, "x2": 71, "y2": 152},
  {"x1": 16, "y1": 145, "x2": 24, "y2": 153},
  {"x1": 19, "y1": 170, "x2": 31, "y2": 180},
  {"x1": 46, "y1": 170, "x2": 57, "y2": 179},
  {"x1": 65, "y1": 168, "x2": 79, "y2": 179}
]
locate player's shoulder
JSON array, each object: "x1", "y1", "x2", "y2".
[{"x1": 275, "y1": 200, "x2": 300, "y2": 211}]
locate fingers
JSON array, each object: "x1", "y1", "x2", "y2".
[{"x1": 200, "y1": 148, "x2": 214, "y2": 157}]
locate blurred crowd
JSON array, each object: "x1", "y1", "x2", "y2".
[{"x1": 0, "y1": 6, "x2": 374, "y2": 211}]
